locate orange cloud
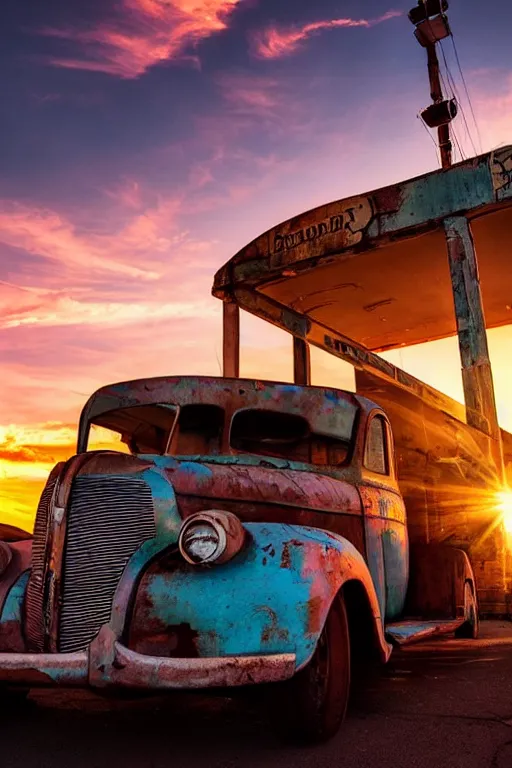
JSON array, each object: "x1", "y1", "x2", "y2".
[
  {"x1": 251, "y1": 10, "x2": 402, "y2": 59},
  {"x1": 0, "y1": 424, "x2": 75, "y2": 467},
  {"x1": 0, "y1": 422, "x2": 131, "y2": 529},
  {"x1": 0, "y1": 189, "x2": 219, "y2": 327},
  {"x1": 44, "y1": 0, "x2": 244, "y2": 78}
]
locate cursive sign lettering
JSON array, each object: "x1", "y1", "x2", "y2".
[{"x1": 273, "y1": 196, "x2": 373, "y2": 255}]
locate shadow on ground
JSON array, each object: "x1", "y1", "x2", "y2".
[{"x1": 3, "y1": 621, "x2": 512, "y2": 768}]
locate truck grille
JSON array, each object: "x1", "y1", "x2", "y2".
[
  {"x1": 25, "y1": 473, "x2": 58, "y2": 651},
  {"x1": 59, "y1": 475, "x2": 156, "y2": 653}
]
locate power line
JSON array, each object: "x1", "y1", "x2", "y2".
[
  {"x1": 438, "y1": 38, "x2": 477, "y2": 157},
  {"x1": 441, "y1": 56, "x2": 471, "y2": 151},
  {"x1": 450, "y1": 33, "x2": 483, "y2": 154},
  {"x1": 418, "y1": 114, "x2": 441, "y2": 166},
  {"x1": 418, "y1": 6, "x2": 482, "y2": 162},
  {"x1": 435, "y1": 56, "x2": 466, "y2": 161},
  {"x1": 420, "y1": 13, "x2": 466, "y2": 162},
  {"x1": 452, "y1": 124, "x2": 466, "y2": 163}
]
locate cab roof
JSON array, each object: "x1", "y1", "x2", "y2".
[{"x1": 79, "y1": 375, "x2": 365, "y2": 448}]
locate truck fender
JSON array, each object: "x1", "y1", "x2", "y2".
[
  {"x1": 405, "y1": 543, "x2": 477, "y2": 619},
  {"x1": 0, "y1": 540, "x2": 32, "y2": 652},
  {"x1": 127, "y1": 522, "x2": 392, "y2": 670}
]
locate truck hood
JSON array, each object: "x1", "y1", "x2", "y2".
[{"x1": 158, "y1": 457, "x2": 361, "y2": 515}]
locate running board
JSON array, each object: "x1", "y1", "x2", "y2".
[{"x1": 385, "y1": 618, "x2": 465, "y2": 646}]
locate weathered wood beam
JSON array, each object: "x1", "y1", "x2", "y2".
[
  {"x1": 293, "y1": 337, "x2": 311, "y2": 386},
  {"x1": 443, "y1": 216, "x2": 500, "y2": 444},
  {"x1": 222, "y1": 301, "x2": 240, "y2": 378},
  {"x1": 232, "y1": 287, "x2": 467, "y2": 423}
]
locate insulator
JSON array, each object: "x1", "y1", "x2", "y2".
[
  {"x1": 420, "y1": 99, "x2": 458, "y2": 128},
  {"x1": 408, "y1": 0, "x2": 449, "y2": 26},
  {"x1": 414, "y1": 14, "x2": 451, "y2": 46}
]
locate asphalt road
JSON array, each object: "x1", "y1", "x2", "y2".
[{"x1": 3, "y1": 621, "x2": 512, "y2": 768}]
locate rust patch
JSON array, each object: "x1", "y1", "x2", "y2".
[
  {"x1": 133, "y1": 624, "x2": 200, "y2": 658},
  {"x1": 0, "y1": 668, "x2": 53, "y2": 685},
  {"x1": 307, "y1": 595, "x2": 324, "y2": 635},
  {"x1": 0, "y1": 620, "x2": 26, "y2": 653},
  {"x1": 257, "y1": 607, "x2": 289, "y2": 645},
  {"x1": 373, "y1": 182, "x2": 403, "y2": 213},
  {"x1": 261, "y1": 624, "x2": 289, "y2": 644},
  {"x1": 280, "y1": 542, "x2": 291, "y2": 569}
]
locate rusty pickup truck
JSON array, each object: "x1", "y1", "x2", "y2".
[{"x1": 0, "y1": 375, "x2": 478, "y2": 742}]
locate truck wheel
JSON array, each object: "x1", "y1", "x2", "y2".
[
  {"x1": 455, "y1": 581, "x2": 479, "y2": 639},
  {"x1": 278, "y1": 594, "x2": 351, "y2": 744}
]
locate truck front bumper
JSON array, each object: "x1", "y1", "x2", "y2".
[{"x1": 0, "y1": 626, "x2": 296, "y2": 690}]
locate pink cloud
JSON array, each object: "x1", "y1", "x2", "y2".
[
  {"x1": 219, "y1": 74, "x2": 281, "y2": 112},
  {"x1": 434, "y1": 69, "x2": 512, "y2": 159},
  {"x1": 471, "y1": 72, "x2": 512, "y2": 152},
  {"x1": 104, "y1": 179, "x2": 144, "y2": 211},
  {"x1": 0, "y1": 203, "x2": 159, "y2": 281},
  {"x1": 212, "y1": 72, "x2": 322, "y2": 143},
  {"x1": 0, "y1": 195, "x2": 219, "y2": 336},
  {"x1": 0, "y1": 188, "x2": 217, "y2": 284},
  {"x1": 251, "y1": 10, "x2": 402, "y2": 60},
  {"x1": 43, "y1": 0, "x2": 244, "y2": 78}
]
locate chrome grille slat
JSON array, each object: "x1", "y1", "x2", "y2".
[
  {"x1": 59, "y1": 475, "x2": 155, "y2": 653},
  {"x1": 25, "y1": 476, "x2": 57, "y2": 651}
]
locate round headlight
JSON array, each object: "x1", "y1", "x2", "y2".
[
  {"x1": 180, "y1": 520, "x2": 227, "y2": 565},
  {"x1": 178, "y1": 511, "x2": 245, "y2": 566}
]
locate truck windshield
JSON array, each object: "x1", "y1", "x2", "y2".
[
  {"x1": 87, "y1": 403, "x2": 352, "y2": 465},
  {"x1": 230, "y1": 409, "x2": 351, "y2": 465},
  {"x1": 88, "y1": 404, "x2": 178, "y2": 455},
  {"x1": 87, "y1": 403, "x2": 224, "y2": 456}
]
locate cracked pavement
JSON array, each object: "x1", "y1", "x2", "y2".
[{"x1": 2, "y1": 621, "x2": 512, "y2": 768}]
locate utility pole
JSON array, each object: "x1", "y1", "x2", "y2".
[{"x1": 408, "y1": 0, "x2": 457, "y2": 169}]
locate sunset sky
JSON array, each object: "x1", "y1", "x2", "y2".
[{"x1": 1, "y1": 0, "x2": 511, "y2": 531}]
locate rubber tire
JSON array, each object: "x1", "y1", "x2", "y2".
[
  {"x1": 455, "y1": 581, "x2": 479, "y2": 639},
  {"x1": 277, "y1": 593, "x2": 351, "y2": 744}
]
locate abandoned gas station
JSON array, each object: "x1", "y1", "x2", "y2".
[{"x1": 214, "y1": 145, "x2": 512, "y2": 616}]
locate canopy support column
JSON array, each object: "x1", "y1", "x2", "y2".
[
  {"x1": 222, "y1": 301, "x2": 240, "y2": 378},
  {"x1": 444, "y1": 216, "x2": 501, "y2": 444},
  {"x1": 293, "y1": 337, "x2": 311, "y2": 386}
]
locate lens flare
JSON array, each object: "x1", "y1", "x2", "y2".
[{"x1": 496, "y1": 491, "x2": 512, "y2": 533}]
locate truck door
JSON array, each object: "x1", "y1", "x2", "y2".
[{"x1": 360, "y1": 414, "x2": 409, "y2": 622}]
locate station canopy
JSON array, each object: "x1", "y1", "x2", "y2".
[{"x1": 213, "y1": 146, "x2": 512, "y2": 352}]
